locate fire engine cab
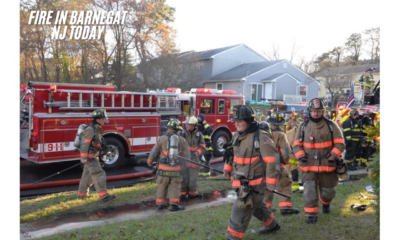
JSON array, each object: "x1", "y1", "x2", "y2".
[
  {"x1": 164, "y1": 87, "x2": 244, "y2": 157},
  {"x1": 20, "y1": 81, "x2": 180, "y2": 169}
]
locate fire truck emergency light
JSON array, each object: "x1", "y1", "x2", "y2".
[
  {"x1": 196, "y1": 88, "x2": 210, "y2": 94},
  {"x1": 222, "y1": 90, "x2": 236, "y2": 94},
  {"x1": 50, "y1": 84, "x2": 57, "y2": 92},
  {"x1": 166, "y1": 88, "x2": 181, "y2": 93},
  {"x1": 216, "y1": 119, "x2": 221, "y2": 123}
]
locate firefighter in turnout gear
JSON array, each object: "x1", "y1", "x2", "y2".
[
  {"x1": 286, "y1": 122, "x2": 302, "y2": 192},
  {"x1": 224, "y1": 105, "x2": 281, "y2": 239},
  {"x1": 360, "y1": 111, "x2": 373, "y2": 166},
  {"x1": 342, "y1": 110, "x2": 363, "y2": 170},
  {"x1": 263, "y1": 113, "x2": 299, "y2": 215},
  {"x1": 180, "y1": 116, "x2": 206, "y2": 200},
  {"x1": 286, "y1": 112, "x2": 301, "y2": 132},
  {"x1": 147, "y1": 119, "x2": 190, "y2": 211},
  {"x1": 359, "y1": 67, "x2": 375, "y2": 95},
  {"x1": 197, "y1": 114, "x2": 213, "y2": 176},
  {"x1": 293, "y1": 98, "x2": 345, "y2": 224},
  {"x1": 77, "y1": 109, "x2": 116, "y2": 202}
]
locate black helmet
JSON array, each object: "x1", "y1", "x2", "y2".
[
  {"x1": 167, "y1": 118, "x2": 183, "y2": 131},
  {"x1": 259, "y1": 121, "x2": 271, "y2": 134},
  {"x1": 350, "y1": 109, "x2": 359, "y2": 117},
  {"x1": 307, "y1": 98, "x2": 325, "y2": 111},
  {"x1": 197, "y1": 114, "x2": 205, "y2": 123},
  {"x1": 268, "y1": 111, "x2": 285, "y2": 125},
  {"x1": 230, "y1": 105, "x2": 255, "y2": 122},
  {"x1": 92, "y1": 109, "x2": 108, "y2": 119}
]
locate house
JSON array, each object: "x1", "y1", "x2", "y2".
[
  {"x1": 179, "y1": 44, "x2": 320, "y2": 104},
  {"x1": 314, "y1": 64, "x2": 380, "y2": 102},
  {"x1": 178, "y1": 44, "x2": 267, "y2": 87}
]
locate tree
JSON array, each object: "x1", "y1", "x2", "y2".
[
  {"x1": 262, "y1": 43, "x2": 280, "y2": 61},
  {"x1": 296, "y1": 54, "x2": 317, "y2": 74},
  {"x1": 345, "y1": 33, "x2": 362, "y2": 64},
  {"x1": 364, "y1": 27, "x2": 380, "y2": 63},
  {"x1": 330, "y1": 46, "x2": 344, "y2": 66},
  {"x1": 320, "y1": 68, "x2": 351, "y2": 107}
]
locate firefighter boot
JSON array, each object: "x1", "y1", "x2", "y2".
[
  {"x1": 157, "y1": 203, "x2": 169, "y2": 210},
  {"x1": 188, "y1": 193, "x2": 203, "y2": 199},
  {"x1": 180, "y1": 194, "x2": 187, "y2": 201},
  {"x1": 258, "y1": 223, "x2": 281, "y2": 234},
  {"x1": 280, "y1": 207, "x2": 300, "y2": 215},
  {"x1": 169, "y1": 204, "x2": 185, "y2": 211},
  {"x1": 323, "y1": 204, "x2": 330, "y2": 214},
  {"x1": 102, "y1": 194, "x2": 116, "y2": 202},
  {"x1": 307, "y1": 216, "x2": 318, "y2": 224}
]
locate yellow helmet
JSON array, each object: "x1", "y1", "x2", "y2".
[{"x1": 183, "y1": 116, "x2": 198, "y2": 125}]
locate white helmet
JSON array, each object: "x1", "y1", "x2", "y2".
[{"x1": 184, "y1": 116, "x2": 198, "y2": 125}]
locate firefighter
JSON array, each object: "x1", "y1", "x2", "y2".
[
  {"x1": 180, "y1": 116, "x2": 206, "y2": 200},
  {"x1": 263, "y1": 113, "x2": 299, "y2": 215},
  {"x1": 360, "y1": 110, "x2": 373, "y2": 165},
  {"x1": 293, "y1": 98, "x2": 345, "y2": 224},
  {"x1": 197, "y1": 114, "x2": 214, "y2": 176},
  {"x1": 223, "y1": 105, "x2": 281, "y2": 239},
  {"x1": 286, "y1": 112, "x2": 301, "y2": 132},
  {"x1": 77, "y1": 109, "x2": 116, "y2": 202},
  {"x1": 359, "y1": 67, "x2": 375, "y2": 95},
  {"x1": 342, "y1": 110, "x2": 363, "y2": 170},
  {"x1": 285, "y1": 119, "x2": 302, "y2": 192},
  {"x1": 147, "y1": 119, "x2": 190, "y2": 211}
]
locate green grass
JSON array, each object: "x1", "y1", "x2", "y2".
[
  {"x1": 20, "y1": 177, "x2": 232, "y2": 223},
  {"x1": 22, "y1": 175, "x2": 379, "y2": 240}
]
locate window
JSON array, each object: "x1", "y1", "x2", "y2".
[
  {"x1": 218, "y1": 99, "x2": 225, "y2": 114},
  {"x1": 230, "y1": 99, "x2": 240, "y2": 113},
  {"x1": 297, "y1": 85, "x2": 307, "y2": 96},
  {"x1": 200, "y1": 99, "x2": 214, "y2": 114},
  {"x1": 251, "y1": 84, "x2": 263, "y2": 102},
  {"x1": 216, "y1": 83, "x2": 223, "y2": 90}
]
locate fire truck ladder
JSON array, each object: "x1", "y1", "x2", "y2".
[{"x1": 44, "y1": 90, "x2": 179, "y2": 111}]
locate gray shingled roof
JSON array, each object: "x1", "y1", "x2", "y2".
[
  {"x1": 315, "y1": 64, "x2": 380, "y2": 76},
  {"x1": 178, "y1": 44, "x2": 242, "y2": 61},
  {"x1": 261, "y1": 73, "x2": 287, "y2": 82},
  {"x1": 207, "y1": 60, "x2": 284, "y2": 81}
]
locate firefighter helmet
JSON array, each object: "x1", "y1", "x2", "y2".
[
  {"x1": 259, "y1": 121, "x2": 271, "y2": 134},
  {"x1": 184, "y1": 116, "x2": 198, "y2": 125},
  {"x1": 230, "y1": 105, "x2": 255, "y2": 122},
  {"x1": 292, "y1": 112, "x2": 298, "y2": 117},
  {"x1": 92, "y1": 109, "x2": 108, "y2": 119},
  {"x1": 167, "y1": 118, "x2": 183, "y2": 131},
  {"x1": 350, "y1": 109, "x2": 359, "y2": 117},
  {"x1": 307, "y1": 98, "x2": 325, "y2": 111},
  {"x1": 197, "y1": 114, "x2": 205, "y2": 123},
  {"x1": 268, "y1": 111, "x2": 285, "y2": 125}
]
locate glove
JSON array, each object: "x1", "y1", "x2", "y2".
[{"x1": 223, "y1": 142, "x2": 232, "y2": 149}]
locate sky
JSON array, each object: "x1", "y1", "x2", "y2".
[{"x1": 166, "y1": 0, "x2": 382, "y2": 62}]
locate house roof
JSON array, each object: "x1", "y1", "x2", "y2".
[
  {"x1": 178, "y1": 44, "x2": 242, "y2": 61},
  {"x1": 261, "y1": 73, "x2": 301, "y2": 83},
  {"x1": 315, "y1": 64, "x2": 380, "y2": 76},
  {"x1": 206, "y1": 60, "x2": 284, "y2": 82}
]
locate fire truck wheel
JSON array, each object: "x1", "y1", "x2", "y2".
[
  {"x1": 103, "y1": 137, "x2": 126, "y2": 169},
  {"x1": 212, "y1": 131, "x2": 230, "y2": 157}
]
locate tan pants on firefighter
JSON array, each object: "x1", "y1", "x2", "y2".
[
  {"x1": 181, "y1": 166, "x2": 200, "y2": 196},
  {"x1": 156, "y1": 174, "x2": 182, "y2": 207},
  {"x1": 264, "y1": 167, "x2": 293, "y2": 209},
  {"x1": 226, "y1": 183, "x2": 277, "y2": 240},
  {"x1": 77, "y1": 158, "x2": 109, "y2": 199},
  {"x1": 302, "y1": 171, "x2": 338, "y2": 217}
]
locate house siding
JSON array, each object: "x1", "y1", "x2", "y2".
[
  {"x1": 204, "y1": 81, "x2": 244, "y2": 95},
  {"x1": 212, "y1": 45, "x2": 265, "y2": 77},
  {"x1": 275, "y1": 76, "x2": 298, "y2": 99}
]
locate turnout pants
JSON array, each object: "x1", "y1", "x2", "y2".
[
  {"x1": 77, "y1": 158, "x2": 109, "y2": 199},
  {"x1": 181, "y1": 166, "x2": 200, "y2": 196},
  {"x1": 156, "y1": 175, "x2": 182, "y2": 206},
  {"x1": 302, "y1": 171, "x2": 338, "y2": 217},
  {"x1": 226, "y1": 184, "x2": 277, "y2": 240},
  {"x1": 264, "y1": 167, "x2": 293, "y2": 209},
  {"x1": 344, "y1": 141, "x2": 362, "y2": 164}
]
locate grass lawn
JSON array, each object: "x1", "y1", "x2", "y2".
[{"x1": 21, "y1": 174, "x2": 379, "y2": 239}]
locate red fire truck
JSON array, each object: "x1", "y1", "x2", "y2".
[
  {"x1": 20, "y1": 81, "x2": 180, "y2": 169},
  {"x1": 20, "y1": 82, "x2": 243, "y2": 169},
  {"x1": 164, "y1": 87, "x2": 244, "y2": 157}
]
